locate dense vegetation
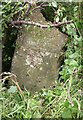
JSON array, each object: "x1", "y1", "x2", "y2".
[{"x1": 0, "y1": 1, "x2": 83, "y2": 119}]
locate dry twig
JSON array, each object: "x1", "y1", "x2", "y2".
[
  {"x1": 0, "y1": 72, "x2": 24, "y2": 97},
  {"x1": 10, "y1": 20, "x2": 73, "y2": 28}
]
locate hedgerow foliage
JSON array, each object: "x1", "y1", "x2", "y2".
[{"x1": 0, "y1": 1, "x2": 83, "y2": 118}]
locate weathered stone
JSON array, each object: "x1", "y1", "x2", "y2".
[{"x1": 11, "y1": 10, "x2": 67, "y2": 93}]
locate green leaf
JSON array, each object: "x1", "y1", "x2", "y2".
[
  {"x1": 30, "y1": 99, "x2": 39, "y2": 108},
  {"x1": 47, "y1": 25, "x2": 51, "y2": 30},
  {"x1": 33, "y1": 110, "x2": 41, "y2": 118},
  {"x1": 56, "y1": 17, "x2": 59, "y2": 22},
  {"x1": 24, "y1": 111, "x2": 32, "y2": 118},
  {"x1": 62, "y1": 109, "x2": 72, "y2": 118},
  {"x1": 62, "y1": 27, "x2": 66, "y2": 32},
  {"x1": 69, "y1": 60, "x2": 78, "y2": 67},
  {"x1": 64, "y1": 100, "x2": 69, "y2": 107},
  {"x1": 8, "y1": 57, "x2": 11, "y2": 60},
  {"x1": 8, "y1": 86, "x2": 17, "y2": 93}
]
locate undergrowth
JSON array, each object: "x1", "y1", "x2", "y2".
[
  {"x1": 0, "y1": 1, "x2": 83, "y2": 119},
  {"x1": 0, "y1": 25, "x2": 83, "y2": 118}
]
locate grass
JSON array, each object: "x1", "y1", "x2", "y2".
[
  {"x1": 0, "y1": 2, "x2": 83, "y2": 119},
  {"x1": 0, "y1": 71, "x2": 82, "y2": 118}
]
